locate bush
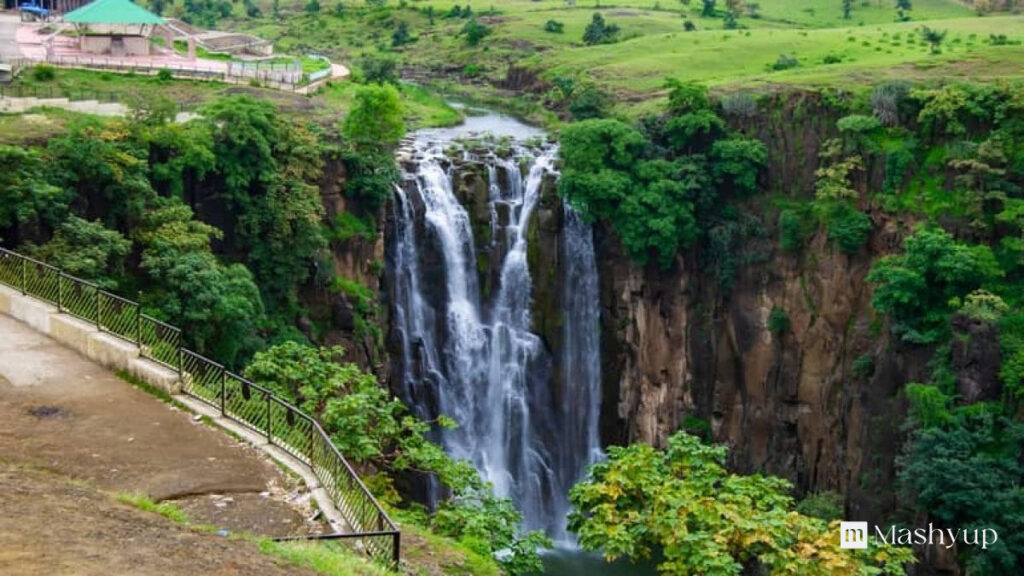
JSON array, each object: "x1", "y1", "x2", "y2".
[
  {"x1": 32, "y1": 65, "x2": 57, "y2": 82},
  {"x1": 822, "y1": 53, "x2": 842, "y2": 64},
  {"x1": 156, "y1": 68, "x2": 173, "y2": 82},
  {"x1": 778, "y1": 208, "x2": 811, "y2": 252},
  {"x1": 462, "y1": 19, "x2": 492, "y2": 46},
  {"x1": 826, "y1": 202, "x2": 872, "y2": 255},
  {"x1": 568, "y1": 85, "x2": 610, "y2": 120},
  {"x1": 796, "y1": 491, "x2": 843, "y2": 521},
  {"x1": 543, "y1": 19, "x2": 564, "y2": 33},
  {"x1": 358, "y1": 54, "x2": 399, "y2": 85},
  {"x1": 583, "y1": 12, "x2": 620, "y2": 45},
  {"x1": 305, "y1": 0, "x2": 320, "y2": 12},
  {"x1": 767, "y1": 307, "x2": 790, "y2": 333},
  {"x1": 720, "y1": 92, "x2": 757, "y2": 118},
  {"x1": 852, "y1": 353, "x2": 875, "y2": 379},
  {"x1": 683, "y1": 19, "x2": 696, "y2": 31},
  {"x1": 771, "y1": 54, "x2": 799, "y2": 71},
  {"x1": 870, "y1": 81, "x2": 910, "y2": 126}
]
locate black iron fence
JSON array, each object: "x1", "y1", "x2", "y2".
[{"x1": 0, "y1": 247, "x2": 400, "y2": 567}]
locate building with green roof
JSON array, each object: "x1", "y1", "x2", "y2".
[{"x1": 64, "y1": 0, "x2": 165, "y2": 56}]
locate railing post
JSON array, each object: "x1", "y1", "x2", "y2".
[
  {"x1": 178, "y1": 348, "x2": 183, "y2": 379},
  {"x1": 266, "y1": 395, "x2": 273, "y2": 444},
  {"x1": 135, "y1": 302, "x2": 142, "y2": 351},
  {"x1": 220, "y1": 370, "x2": 226, "y2": 417},
  {"x1": 57, "y1": 272, "x2": 62, "y2": 313},
  {"x1": 20, "y1": 257, "x2": 26, "y2": 295},
  {"x1": 95, "y1": 290, "x2": 101, "y2": 329},
  {"x1": 393, "y1": 532, "x2": 401, "y2": 569}
]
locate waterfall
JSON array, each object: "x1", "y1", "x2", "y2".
[{"x1": 390, "y1": 134, "x2": 602, "y2": 543}]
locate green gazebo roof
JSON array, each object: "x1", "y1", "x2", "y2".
[{"x1": 64, "y1": 0, "x2": 165, "y2": 25}]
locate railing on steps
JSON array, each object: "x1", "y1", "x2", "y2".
[{"x1": 0, "y1": 247, "x2": 400, "y2": 568}]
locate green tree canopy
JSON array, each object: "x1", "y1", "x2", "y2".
[
  {"x1": 570, "y1": 431, "x2": 914, "y2": 575},
  {"x1": 868, "y1": 226, "x2": 1002, "y2": 343}
]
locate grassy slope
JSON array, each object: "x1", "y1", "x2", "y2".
[
  {"x1": 2, "y1": 67, "x2": 461, "y2": 130},
  {"x1": 213, "y1": 0, "x2": 1023, "y2": 121}
]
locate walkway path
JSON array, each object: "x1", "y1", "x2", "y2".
[
  {"x1": 0, "y1": 13, "x2": 21, "y2": 62},
  {"x1": 0, "y1": 314, "x2": 320, "y2": 575}
]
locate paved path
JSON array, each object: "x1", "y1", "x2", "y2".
[
  {"x1": 0, "y1": 314, "x2": 322, "y2": 575},
  {"x1": 0, "y1": 13, "x2": 22, "y2": 62}
]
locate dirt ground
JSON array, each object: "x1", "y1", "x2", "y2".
[{"x1": 0, "y1": 315, "x2": 323, "y2": 575}]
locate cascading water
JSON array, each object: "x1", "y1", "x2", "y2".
[{"x1": 390, "y1": 120, "x2": 603, "y2": 544}]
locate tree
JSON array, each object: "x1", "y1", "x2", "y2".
[
  {"x1": 0, "y1": 146, "x2": 71, "y2": 240},
  {"x1": 701, "y1": 0, "x2": 716, "y2": 17},
  {"x1": 202, "y1": 96, "x2": 326, "y2": 318},
  {"x1": 27, "y1": 216, "x2": 130, "y2": 290},
  {"x1": 868, "y1": 227, "x2": 1003, "y2": 344},
  {"x1": 842, "y1": 0, "x2": 853, "y2": 19},
  {"x1": 568, "y1": 84, "x2": 611, "y2": 120},
  {"x1": 391, "y1": 21, "x2": 413, "y2": 47},
  {"x1": 136, "y1": 199, "x2": 265, "y2": 366},
  {"x1": 559, "y1": 119, "x2": 701, "y2": 268},
  {"x1": 461, "y1": 18, "x2": 491, "y2": 46},
  {"x1": 569, "y1": 431, "x2": 914, "y2": 575},
  {"x1": 543, "y1": 19, "x2": 565, "y2": 33},
  {"x1": 358, "y1": 54, "x2": 399, "y2": 85},
  {"x1": 583, "y1": 13, "x2": 620, "y2": 45},
  {"x1": 342, "y1": 84, "x2": 405, "y2": 148},
  {"x1": 899, "y1": 395, "x2": 1024, "y2": 574},
  {"x1": 920, "y1": 26, "x2": 947, "y2": 54}
]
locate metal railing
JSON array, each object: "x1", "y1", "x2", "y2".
[{"x1": 0, "y1": 247, "x2": 400, "y2": 567}]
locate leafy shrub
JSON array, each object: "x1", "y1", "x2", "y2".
[
  {"x1": 391, "y1": 21, "x2": 413, "y2": 46},
  {"x1": 852, "y1": 353, "x2": 875, "y2": 379},
  {"x1": 32, "y1": 65, "x2": 57, "y2": 82},
  {"x1": 826, "y1": 202, "x2": 872, "y2": 255},
  {"x1": 719, "y1": 92, "x2": 757, "y2": 118},
  {"x1": 583, "y1": 12, "x2": 620, "y2": 45},
  {"x1": 683, "y1": 19, "x2": 696, "y2": 31},
  {"x1": 156, "y1": 68, "x2": 173, "y2": 82},
  {"x1": 822, "y1": 54, "x2": 842, "y2": 64},
  {"x1": 796, "y1": 491, "x2": 844, "y2": 521},
  {"x1": 543, "y1": 19, "x2": 564, "y2": 33},
  {"x1": 568, "y1": 85, "x2": 610, "y2": 120},
  {"x1": 771, "y1": 54, "x2": 798, "y2": 71},
  {"x1": 767, "y1": 307, "x2": 790, "y2": 333},
  {"x1": 358, "y1": 54, "x2": 399, "y2": 85},
  {"x1": 570, "y1": 431, "x2": 914, "y2": 575},
  {"x1": 959, "y1": 289, "x2": 1009, "y2": 322},
  {"x1": 778, "y1": 207, "x2": 812, "y2": 252},
  {"x1": 331, "y1": 211, "x2": 376, "y2": 242},
  {"x1": 462, "y1": 19, "x2": 491, "y2": 46},
  {"x1": 868, "y1": 227, "x2": 1002, "y2": 344},
  {"x1": 837, "y1": 114, "x2": 882, "y2": 134}
]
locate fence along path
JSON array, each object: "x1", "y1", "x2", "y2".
[{"x1": 0, "y1": 247, "x2": 400, "y2": 567}]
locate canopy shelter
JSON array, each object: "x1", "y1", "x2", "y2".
[{"x1": 63, "y1": 0, "x2": 165, "y2": 56}]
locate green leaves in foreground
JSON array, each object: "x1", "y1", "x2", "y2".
[{"x1": 569, "y1": 431, "x2": 914, "y2": 576}]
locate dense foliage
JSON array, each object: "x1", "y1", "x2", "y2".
[
  {"x1": 569, "y1": 431, "x2": 914, "y2": 575},
  {"x1": 558, "y1": 81, "x2": 765, "y2": 275},
  {"x1": 243, "y1": 342, "x2": 550, "y2": 575},
  {"x1": 900, "y1": 388, "x2": 1024, "y2": 573}
]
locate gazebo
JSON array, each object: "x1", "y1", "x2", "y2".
[{"x1": 64, "y1": 0, "x2": 164, "y2": 56}]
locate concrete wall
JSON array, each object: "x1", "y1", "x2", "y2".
[
  {"x1": 80, "y1": 35, "x2": 150, "y2": 56},
  {"x1": 0, "y1": 285, "x2": 180, "y2": 394}
]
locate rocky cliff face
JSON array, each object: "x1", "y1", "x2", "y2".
[
  {"x1": 592, "y1": 93, "x2": 943, "y2": 522},
  {"x1": 305, "y1": 155, "x2": 387, "y2": 371}
]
